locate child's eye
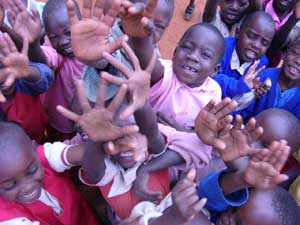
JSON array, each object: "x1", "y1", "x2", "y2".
[
  {"x1": 0, "y1": 181, "x2": 16, "y2": 191},
  {"x1": 247, "y1": 32, "x2": 256, "y2": 39},
  {"x1": 181, "y1": 42, "x2": 193, "y2": 49},
  {"x1": 261, "y1": 40, "x2": 270, "y2": 47},
  {"x1": 28, "y1": 164, "x2": 38, "y2": 175},
  {"x1": 154, "y1": 23, "x2": 165, "y2": 30},
  {"x1": 201, "y1": 52, "x2": 212, "y2": 59}
]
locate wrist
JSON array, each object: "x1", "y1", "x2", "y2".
[{"x1": 220, "y1": 170, "x2": 248, "y2": 195}]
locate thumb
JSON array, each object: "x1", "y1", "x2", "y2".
[{"x1": 186, "y1": 168, "x2": 196, "y2": 182}]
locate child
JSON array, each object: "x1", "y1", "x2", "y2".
[
  {"x1": 81, "y1": 0, "x2": 174, "y2": 106},
  {"x1": 264, "y1": 0, "x2": 300, "y2": 66},
  {"x1": 202, "y1": 0, "x2": 262, "y2": 37},
  {"x1": 0, "y1": 121, "x2": 100, "y2": 224},
  {"x1": 0, "y1": 32, "x2": 53, "y2": 143},
  {"x1": 214, "y1": 11, "x2": 276, "y2": 99},
  {"x1": 235, "y1": 39, "x2": 300, "y2": 121}
]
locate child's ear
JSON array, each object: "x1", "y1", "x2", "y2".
[{"x1": 212, "y1": 63, "x2": 221, "y2": 76}]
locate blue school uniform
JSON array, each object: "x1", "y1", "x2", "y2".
[
  {"x1": 236, "y1": 67, "x2": 300, "y2": 121},
  {"x1": 214, "y1": 38, "x2": 269, "y2": 98},
  {"x1": 198, "y1": 170, "x2": 249, "y2": 222}
]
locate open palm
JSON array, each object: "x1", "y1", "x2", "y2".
[{"x1": 67, "y1": 0, "x2": 127, "y2": 63}]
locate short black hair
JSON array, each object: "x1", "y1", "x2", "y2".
[
  {"x1": 42, "y1": 0, "x2": 81, "y2": 25},
  {"x1": 240, "y1": 11, "x2": 275, "y2": 31},
  {"x1": 271, "y1": 186, "x2": 298, "y2": 225},
  {"x1": 256, "y1": 108, "x2": 300, "y2": 153},
  {"x1": 179, "y1": 22, "x2": 226, "y2": 62}
]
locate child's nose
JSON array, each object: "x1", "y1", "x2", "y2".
[
  {"x1": 187, "y1": 50, "x2": 199, "y2": 62},
  {"x1": 59, "y1": 35, "x2": 70, "y2": 46}
]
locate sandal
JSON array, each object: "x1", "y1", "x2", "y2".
[{"x1": 184, "y1": 4, "x2": 195, "y2": 21}]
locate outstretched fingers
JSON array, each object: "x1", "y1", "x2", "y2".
[
  {"x1": 122, "y1": 41, "x2": 141, "y2": 70},
  {"x1": 92, "y1": 0, "x2": 105, "y2": 20},
  {"x1": 103, "y1": 0, "x2": 121, "y2": 28},
  {"x1": 146, "y1": 50, "x2": 157, "y2": 73},
  {"x1": 75, "y1": 80, "x2": 92, "y2": 113},
  {"x1": 67, "y1": 0, "x2": 79, "y2": 25},
  {"x1": 56, "y1": 105, "x2": 80, "y2": 122},
  {"x1": 101, "y1": 71, "x2": 126, "y2": 86},
  {"x1": 107, "y1": 84, "x2": 128, "y2": 114},
  {"x1": 102, "y1": 50, "x2": 132, "y2": 77}
]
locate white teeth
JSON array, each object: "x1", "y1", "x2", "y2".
[
  {"x1": 289, "y1": 65, "x2": 300, "y2": 74},
  {"x1": 23, "y1": 189, "x2": 38, "y2": 198},
  {"x1": 120, "y1": 152, "x2": 133, "y2": 157},
  {"x1": 183, "y1": 65, "x2": 197, "y2": 72}
]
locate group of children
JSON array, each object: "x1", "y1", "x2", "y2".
[{"x1": 0, "y1": 0, "x2": 299, "y2": 224}]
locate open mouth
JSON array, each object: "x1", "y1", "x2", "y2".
[
  {"x1": 288, "y1": 64, "x2": 300, "y2": 75},
  {"x1": 20, "y1": 187, "x2": 41, "y2": 203},
  {"x1": 244, "y1": 49, "x2": 258, "y2": 60},
  {"x1": 182, "y1": 65, "x2": 198, "y2": 73}
]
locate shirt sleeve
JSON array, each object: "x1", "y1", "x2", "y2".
[
  {"x1": 0, "y1": 217, "x2": 40, "y2": 225},
  {"x1": 198, "y1": 170, "x2": 249, "y2": 212},
  {"x1": 43, "y1": 142, "x2": 75, "y2": 173},
  {"x1": 15, "y1": 62, "x2": 54, "y2": 95},
  {"x1": 79, "y1": 157, "x2": 118, "y2": 186},
  {"x1": 214, "y1": 73, "x2": 251, "y2": 98}
]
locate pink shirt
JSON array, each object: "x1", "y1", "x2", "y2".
[
  {"x1": 150, "y1": 59, "x2": 221, "y2": 169},
  {"x1": 265, "y1": 0, "x2": 293, "y2": 31},
  {"x1": 42, "y1": 45, "x2": 84, "y2": 133},
  {"x1": 150, "y1": 59, "x2": 221, "y2": 129}
]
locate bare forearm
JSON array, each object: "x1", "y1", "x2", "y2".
[
  {"x1": 81, "y1": 141, "x2": 106, "y2": 182},
  {"x1": 130, "y1": 37, "x2": 164, "y2": 85},
  {"x1": 219, "y1": 170, "x2": 248, "y2": 195},
  {"x1": 134, "y1": 101, "x2": 165, "y2": 154},
  {"x1": 66, "y1": 144, "x2": 86, "y2": 165},
  {"x1": 28, "y1": 40, "x2": 48, "y2": 64},
  {"x1": 271, "y1": 16, "x2": 299, "y2": 50},
  {"x1": 140, "y1": 149, "x2": 185, "y2": 174},
  {"x1": 202, "y1": 0, "x2": 219, "y2": 22}
]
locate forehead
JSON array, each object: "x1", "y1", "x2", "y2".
[
  {"x1": 241, "y1": 16, "x2": 274, "y2": 37},
  {"x1": 221, "y1": 0, "x2": 249, "y2": 5},
  {"x1": 45, "y1": 8, "x2": 70, "y2": 31},
  {"x1": 0, "y1": 144, "x2": 36, "y2": 183},
  {"x1": 153, "y1": 0, "x2": 173, "y2": 22},
  {"x1": 182, "y1": 26, "x2": 223, "y2": 50}
]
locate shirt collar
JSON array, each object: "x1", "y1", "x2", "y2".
[
  {"x1": 231, "y1": 48, "x2": 252, "y2": 75},
  {"x1": 265, "y1": 0, "x2": 293, "y2": 29}
]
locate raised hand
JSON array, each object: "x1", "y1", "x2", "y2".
[
  {"x1": 243, "y1": 60, "x2": 265, "y2": 89},
  {"x1": 56, "y1": 78, "x2": 139, "y2": 142},
  {"x1": 6, "y1": 0, "x2": 41, "y2": 43},
  {"x1": 0, "y1": 33, "x2": 29, "y2": 101},
  {"x1": 120, "y1": 0, "x2": 157, "y2": 37},
  {"x1": 171, "y1": 169, "x2": 207, "y2": 223},
  {"x1": 101, "y1": 41, "x2": 156, "y2": 120},
  {"x1": 66, "y1": 0, "x2": 127, "y2": 64},
  {"x1": 245, "y1": 140, "x2": 290, "y2": 189},
  {"x1": 217, "y1": 115, "x2": 263, "y2": 162},
  {"x1": 195, "y1": 98, "x2": 237, "y2": 150},
  {"x1": 253, "y1": 77, "x2": 272, "y2": 98}
]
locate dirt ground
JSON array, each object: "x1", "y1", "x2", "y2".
[{"x1": 159, "y1": 0, "x2": 206, "y2": 59}]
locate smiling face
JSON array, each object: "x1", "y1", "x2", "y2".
[
  {"x1": 283, "y1": 43, "x2": 300, "y2": 81},
  {"x1": 0, "y1": 137, "x2": 44, "y2": 204},
  {"x1": 236, "y1": 15, "x2": 275, "y2": 63},
  {"x1": 219, "y1": 0, "x2": 250, "y2": 25},
  {"x1": 172, "y1": 24, "x2": 224, "y2": 88},
  {"x1": 44, "y1": 7, "x2": 73, "y2": 57}
]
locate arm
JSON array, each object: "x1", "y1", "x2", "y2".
[
  {"x1": 81, "y1": 141, "x2": 107, "y2": 183},
  {"x1": 202, "y1": 0, "x2": 219, "y2": 22},
  {"x1": 130, "y1": 37, "x2": 164, "y2": 86},
  {"x1": 134, "y1": 101, "x2": 165, "y2": 154}
]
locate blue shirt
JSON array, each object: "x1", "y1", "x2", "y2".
[
  {"x1": 236, "y1": 67, "x2": 300, "y2": 121},
  {"x1": 214, "y1": 38, "x2": 269, "y2": 98},
  {"x1": 198, "y1": 170, "x2": 249, "y2": 222},
  {"x1": 15, "y1": 62, "x2": 54, "y2": 96}
]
